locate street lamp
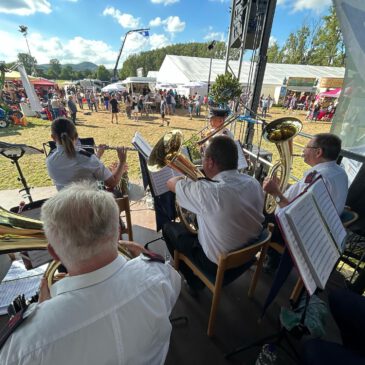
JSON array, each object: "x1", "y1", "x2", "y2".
[
  {"x1": 112, "y1": 28, "x2": 150, "y2": 82},
  {"x1": 207, "y1": 40, "x2": 216, "y2": 94},
  {"x1": 18, "y1": 25, "x2": 37, "y2": 76}
]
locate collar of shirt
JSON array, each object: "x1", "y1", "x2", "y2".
[
  {"x1": 212, "y1": 169, "x2": 239, "y2": 181},
  {"x1": 50, "y1": 255, "x2": 127, "y2": 297},
  {"x1": 306, "y1": 160, "x2": 337, "y2": 176}
]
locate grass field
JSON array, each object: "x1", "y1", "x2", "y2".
[{"x1": 0, "y1": 106, "x2": 331, "y2": 191}]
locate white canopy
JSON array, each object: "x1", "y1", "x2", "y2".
[{"x1": 101, "y1": 82, "x2": 127, "y2": 93}]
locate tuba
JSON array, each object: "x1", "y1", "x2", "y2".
[
  {"x1": 148, "y1": 130, "x2": 203, "y2": 233},
  {"x1": 0, "y1": 206, "x2": 132, "y2": 288},
  {"x1": 262, "y1": 117, "x2": 302, "y2": 214}
]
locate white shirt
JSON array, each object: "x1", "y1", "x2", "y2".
[
  {"x1": 284, "y1": 160, "x2": 348, "y2": 214},
  {"x1": 0, "y1": 256, "x2": 181, "y2": 365},
  {"x1": 46, "y1": 145, "x2": 112, "y2": 191},
  {"x1": 176, "y1": 170, "x2": 264, "y2": 263}
]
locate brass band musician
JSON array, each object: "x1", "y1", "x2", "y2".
[
  {"x1": 0, "y1": 182, "x2": 181, "y2": 365},
  {"x1": 163, "y1": 136, "x2": 264, "y2": 295},
  {"x1": 46, "y1": 117, "x2": 127, "y2": 191}
]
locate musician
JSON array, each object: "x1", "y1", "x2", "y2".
[
  {"x1": 46, "y1": 117, "x2": 127, "y2": 191},
  {"x1": 207, "y1": 107, "x2": 234, "y2": 139},
  {"x1": 163, "y1": 136, "x2": 264, "y2": 293},
  {"x1": 0, "y1": 182, "x2": 181, "y2": 365},
  {"x1": 263, "y1": 133, "x2": 348, "y2": 214}
]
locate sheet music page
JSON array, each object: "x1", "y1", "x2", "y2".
[
  {"x1": 235, "y1": 141, "x2": 248, "y2": 170},
  {"x1": 285, "y1": 194, "x2": 340, "y2": 289},
  {"x1": 149, "y1": 167, "x2": 175, "y2": 196},
  {"x1": 26, "y1": 250, "x2": 52, "y2": 268},
  {"x1": 276, "y1": 209, "x2": 317, "y2": 295},
  {"x1": 132, "y1": 132, "x2": 152, "y2": 158},
  {"x1": 307, "y1": 178, "x2": 347, "y2": 251}
]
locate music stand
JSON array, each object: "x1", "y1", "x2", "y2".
[{"x1": 0, "y1": 142, "x2": 44, "y2": 203}]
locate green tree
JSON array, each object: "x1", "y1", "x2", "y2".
[
  {"x1": 96, "y1": 65, "x2": 110, "y2": 81},
  {"x1": 17, "y1": 53, "x2": 37, "y2": 75},
  {"x1": 60, "y1": 65, "x2": 74, "y2": 80},
  {"x1": 267, "y1": 41, "x2": 283, "y2": 63},
  {"x1": 47, "y1": 59, "x2": 62, "y2": 79},
  {"x1": 210, "y1": 72, "x2": 241, "y2": 105},
  {"x1": 309, "y1": 6, "x2": 345, "y2": 66}
]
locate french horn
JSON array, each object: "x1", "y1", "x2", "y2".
[
  {"x1": 147, "y1": 130, "x2": 203, "y2": 233},
  {"x1": 0, "y1": 206, "x2": 132, "y2": 288},
  {"x1": 262, "y1": 117, "x2": 303, "y2": 213}
]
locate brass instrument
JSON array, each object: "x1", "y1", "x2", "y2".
[
  {"x1": 0, "y1": 206, "x2": 132, "y2": 288},
  {"x1": 262, "y1": 117, "x2": 303, "y2": 214},
  {"x1": 147, "y1": 130, "x2": 203, "y2": 233},
  {"x1": 81, "y1": 145, "x2": 137, "y2": 152}
]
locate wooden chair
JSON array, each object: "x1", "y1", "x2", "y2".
[
  {"x1": 173, "y1": 225, "x2": 273, "y2": 337},
  {"x1": 115, "y1": 196, "x2": 133, "y2": 241}
]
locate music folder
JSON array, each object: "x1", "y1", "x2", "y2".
[
  {"x1": 275, "y1": 177, "x2": 347, "y2": 295},
  {"x1": 132, "y1": 132, "x2": 181, "y2": 196}
]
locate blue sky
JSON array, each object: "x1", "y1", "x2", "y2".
[{"x1": 0, "y1": 0, "x2": 332, "y2": 68}]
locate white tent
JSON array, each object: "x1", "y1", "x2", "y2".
[
  {"x1": 101, "y1": 82, "x2": 127, "y2": 93},
  {"x1": 157, "y1": 55, "x2": 346, "y2": 100}
]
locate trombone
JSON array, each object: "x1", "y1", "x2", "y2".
[{"x1": 80, "y1": 145, "x2": 138, "y2": 152}]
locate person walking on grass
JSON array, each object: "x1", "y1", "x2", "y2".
[
  {"x1": 160, "y1": 96, "x2": 169, "y2": 127},
  {"x1": 110, "y1": 94, "x2": 119, "y2": 124}
]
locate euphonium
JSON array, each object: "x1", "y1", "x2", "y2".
[
  {"x1": 262, "y1": 117, "x2": 302, "y2": 214},
  {"x1": 0, "y1": 206, "x2": 132, "y2": 288},
  {"x1": 147, "y1": 130, "x2": 202, "y2": 233}
]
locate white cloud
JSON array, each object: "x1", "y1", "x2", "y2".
[
  {"x1": 163, "y1": 16, "x2": 185, "y2": 33},
  {"x1": 149, "y1": 34, "x2": 170, "y2": 49},
  {"x1": 277, "y1": 0, "x2": 331, "y2": 13},
  {"x1": 150, "y1": 0, "x2": 179, "y2": 5},
  {"x1": 208, "y1": 0, "x2": 230, "y2": 3},
  {"x1": 149, "y1": 17, "x2": 162, "y2": 27},
  {"x1": 102, "y1": 6, "x2": 140, "y2": 28},
  {"x1": 203, "y1": 31, "x2": 225, "y2": 42},
  {"x1": 0, "y1": 0, "x2": 51, "y2": 16},
  {"x1": 269, "y1": 36, "x2": 277, "y2": 47}
]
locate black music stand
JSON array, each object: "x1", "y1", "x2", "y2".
[{"x1": 0, "y1": 142, "x2": 44, "y2": 203}]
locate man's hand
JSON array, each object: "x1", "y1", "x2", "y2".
[
  {"x1": 117, "y1": 147, "x2": 127, "y2": 165},
  {"x1": 263, "y1": 175, "x2": 281, "y2": 196},
  {"x1": 119, "y1": 240, "x2": 148, "y2": 258},
  {"x1": 38, "y1": 277, "x2": 51, "y2": 303},
  {"x1": 166, "y1": 176, "x2": 184, "y2": 193}
]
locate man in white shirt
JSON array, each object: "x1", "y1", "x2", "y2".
[
  {"x1": 163, "y1": 136, "x2": 264, "y2": 293},
  {"x1": 0, "y1": 182, "x2": 181, "y2": 365}
]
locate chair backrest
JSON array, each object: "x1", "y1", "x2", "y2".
[
  {"x1": 115, "y1": 196, "x2": 133, "y2": 241},
  {"x1": 220, "y1": 228, "x2": 272, "y2": 271}
]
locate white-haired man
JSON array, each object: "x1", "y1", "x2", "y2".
[{"x1": 0, "y1": 182, "x2": 181, "y2": 365}]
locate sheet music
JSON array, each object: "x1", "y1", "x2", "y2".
[
  {"x1": 24, "y1": 250, "x2": 52, "y2": 269},
  {"x1": 276, "y1": 209, "x2": 317, "y2": 295},
  {"x1": 132, "y1": 132, "x2": 152, "y2": 158},
  {"x1": 284, "y1": 194, "x2": 340, "y2": 289},
  {"x1": 235, "y1": 140, "x2": 248, "y2": 170},
  {"x1": 307, "y1": 179, "x2": 347, "y2": 251},
  {"x1": 149, "y1": 167, "x2": 175, "y2": 196}
]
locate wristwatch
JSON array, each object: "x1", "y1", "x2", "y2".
[{"x1": 275, "y1": 195, "x2": 282, "y2": 204}]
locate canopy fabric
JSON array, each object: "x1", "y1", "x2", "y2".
[
  {"x1": 30, "y1": 78, "x2": 55, "y2": 86},
  {"x1": 182, "y1": 81, "x2": 207, "y2": 88},
  {"x1": 101, "y1": 82, "x2": 127, "y2": 92},
  {"x1": 156, "y1": 83, "x2": 177, "y2": 89},
  {"x1": 319, "y1": 88, "x2": 342, "y2": 98},
  {"x1": 5, "y1": 71, "x2": 36, "y2": 81}
]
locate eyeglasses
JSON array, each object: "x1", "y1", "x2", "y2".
[{"x1": 305, "y1": 145, "x2": 320, "y2": 149}]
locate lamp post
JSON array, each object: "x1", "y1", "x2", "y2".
[
  {"x1": 207, "y1": 40, "x2": 216, "y2": 95},
  {"x1": 18, "y1": 25, "x2": 37, "y2": 76},
  {"x1": 112, "y1": 28, "x2": 150, "y2": 82}
]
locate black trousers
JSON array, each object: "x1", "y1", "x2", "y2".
[
  {"x1": 302, "y1": 289, "x2": 365, "y2": 364},
  {"x1": 162, "y1": 222, "x2": 217, "y2": 290},
  {"x1": 70, "y1": 112, "x2": 76, "y2": 124}
]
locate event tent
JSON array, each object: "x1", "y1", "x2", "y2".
[
  {"x1": 157, "y1": 55, "x2": 345, "y2": 98},
  {"x1": 319, "y1": 88, "x2": 342, "y2": 98},
  {"x1": 30, "y1": 78, "x2": 56, "y2": 86},
  {"x1": 101, "y1": 82, "x2": 127, "y2": 93},
  {"x1": 4, "y1": 71, "x2": 36, "y2": 81}
]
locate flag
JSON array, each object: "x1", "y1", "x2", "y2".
[{"x1": 139, "y1": 30, "x2": 149, "y2": 37}]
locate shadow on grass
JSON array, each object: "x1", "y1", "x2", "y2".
[{"x1": 0, "y1": 122, "x2": 41, "y2": 137}]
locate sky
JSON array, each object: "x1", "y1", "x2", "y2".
[{"x1": 0, "y1": 0, "x2": 332, "y2": 69}]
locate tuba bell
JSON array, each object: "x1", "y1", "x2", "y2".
[
  {"x1": 0, "y1": 206, "x2": 132, "y2": 288},
  {"x1": 262, "y1": 117, "x2": 302, "y2": 214},
  {"x1": 147, "y1": 130, "x2": 203, "y2": 233}
]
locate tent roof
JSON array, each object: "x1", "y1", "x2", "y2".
[
  {"x1": 121, "y1": 76, "x2": 156, "y2": 84},
  {"x1": 319, "y1": 88, "x2": 342, "y2": 98},
  {"x1": 4, "y1": 71, "x2": 36, "y2": 81},
  {"x1": 158, "y1": 55, "x2": 345, "y2": 85},
  {"x1": 30, "y1": 78, "x2": 55, "y2": 86}
]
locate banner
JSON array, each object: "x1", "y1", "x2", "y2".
[{"x1": 17, "y1": 65, "x2": 42, "y2": 112}]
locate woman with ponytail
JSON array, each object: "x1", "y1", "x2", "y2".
[{"x1": 46, "y1": 117, "x2": 127, "y2": 191}]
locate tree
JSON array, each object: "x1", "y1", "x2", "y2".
[
  {"x1": 210, "y1": 72, "x2": 241, "y2": 106},
  {"x1": 267, "y1": 41, "x2": 283, "y2": 63},
  {"x1": 17, "y1": 53, "x2": 37, "y2": 75},
  {"x1": 96, "y1": 65, "x2": 110, "y2": 81},
  {"x1": 47, "y1": 59, "x2": 62, "y2": 79},
  {"x1": 60, "y1": 65, "x2": 74, "y2": 80},
  {"x1": 309, "y1": 6, "x2": 345, "y2": 66}
]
